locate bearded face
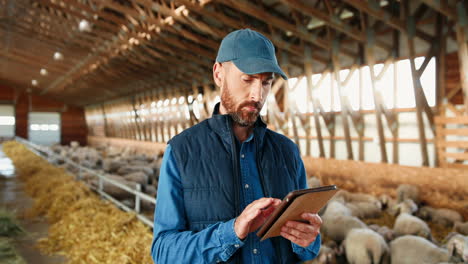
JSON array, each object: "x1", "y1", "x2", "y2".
[{"x1": 221, "y1": 78, "x2": 263, "y2": 127}]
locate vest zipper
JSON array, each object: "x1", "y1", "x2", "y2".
[
  {"x1": 255, "y1": 134, "x2": 284, "y2": 263},
  {"x1": 228, "y1": 120, "x2": 241, "y2": 264}
]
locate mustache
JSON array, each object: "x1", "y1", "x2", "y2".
[{"x1": 239, "y1": 101, "x2": 260, "y2": 111}]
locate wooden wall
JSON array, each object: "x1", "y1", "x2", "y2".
[{"x1": 0, "y1": 85, "x2": 87, "y2": 145}]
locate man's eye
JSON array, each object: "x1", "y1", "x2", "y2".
[
  {"x1": 243, "y1": 79, "x2": 253, "y2": 83},
  {"x1": 263, "y1": 81, "x2": 272, "y2": 86}
]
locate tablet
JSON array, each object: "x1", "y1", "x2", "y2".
[{"x1": 256, "y1": 185, "x2": 338, "y2": 241}]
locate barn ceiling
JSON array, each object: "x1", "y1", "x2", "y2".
[{"x1": 0, "y1": 0, "x2": 464, "y2": 106}]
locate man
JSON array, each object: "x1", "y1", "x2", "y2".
[{"x1": 151, "y1": 28, "x2": 322, "y2": 263}]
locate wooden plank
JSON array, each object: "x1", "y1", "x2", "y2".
[
  {"x1": 435, "y1": 116, "x2": 468, "y2": 124},
  {"x1": 445, "y1": 163, "x2": 468, "y2": 169},
  {"x1": 437, "y1": 141, "x2": 468, "y2": 148},
  {"x1": 443, "y1": 152, "x2": 468, "y2": 160},
  {"x1": 440, "y1": 128, "x2": 468, "y2": 136}
]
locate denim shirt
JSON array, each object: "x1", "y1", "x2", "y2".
[{"x1": 151, "y1": 137, "x2": 320, "y2": 263}]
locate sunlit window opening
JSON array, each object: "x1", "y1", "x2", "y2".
[{"x1": 288, "y1": 57, "x2": 436, "y2": 113}]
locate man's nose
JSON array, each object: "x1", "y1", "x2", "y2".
[{"x1": 249, "y1": 81, "x2": 262, "y2": 102}]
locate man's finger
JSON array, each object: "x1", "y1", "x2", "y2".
[
  {"x1": 281, "y1": 225, "x2": 308, "y2": 239},
  {"x1": 250, "y1": 198, "x2": 280, "y2": 211},
  {"x1": 280, "y1": 231, "x2": 308, "y2": 247},
  {"x1": 302, "y1": 213, "x2": 322, "y2": 226},
  {"x1": 285, "y1": 221, "x2": 315, "y2": 234}
]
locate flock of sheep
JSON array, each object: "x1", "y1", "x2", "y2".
[
  {"x1": 307, "y1": 178, "x2": 468, "y2": 264},
  {"x1": 45, "y1": 142, "x2": 468, "y2": 264},
  {"x1": 48, "y1": 142, "x2": 162, "y2": 211}
]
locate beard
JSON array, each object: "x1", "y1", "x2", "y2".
[{"x1": 221, "y1": 80, "x2": 262, "y2": 127}]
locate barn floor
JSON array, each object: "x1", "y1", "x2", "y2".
[{"x1": 0, "y1": 147, "x2": 66, "y2": 264}]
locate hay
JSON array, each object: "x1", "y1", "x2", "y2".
[
  {"x1": 0, "y1": 208, "x2": 24, "y2": 237},
  {"x1": 3, "y1": 141, "x2": 153, "y2": 264}
]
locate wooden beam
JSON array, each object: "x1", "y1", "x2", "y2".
[
  {"x1": 331, "y1": 40, "x2": 354, "y2": 160},
  {"x1": 217, "y1": 0, "x2": 357, "y2": 59},
  {"x1": 455, "y1": 25, "x2": 468, "y2": 114},
  {"x1": 280, "y1": 0, "x2": 392, "y2": 53},
  {"x1": 366, "y1": 29, "x2": 388, "y2": 163},
  {"x1": 343, "y1": 0, "x2": 433, "y2": 42},
  {"x1": 405, "y1": 2, "x2": 430, "y2": 166}
]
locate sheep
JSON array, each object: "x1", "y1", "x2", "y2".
[
  {"x1": 347, "y1": 201, "x2": 383, "y2": 219},
  {"x1": 321, "y1": 201, "x2": 352, "y2": 218},
  {"x1": 390, "y1": 235, "x2": 449, "y2": 264},
  {"x1": 446, "y1": 233, "x2": 468, "y2": 263},
  {"x1": 322, "y1": 214, "x2": 367, "y2": 242},
  {"x1": 304, "y1": 245, "x2": 337, "y2": 264},
  {"x1": 418, "y1": 206, "x2": 463, "y2": 228},
  {"x1": 454, "y1": 221, "x2": 468, "y2": 236},
  {"x1": 342, "y1": 228, "x2": 390, "y2": 264},
  {"x1": 117, "y1": 165, "x2": 153, "y2": 177},
  {"x1": 388, "y1": 198, "x2": 417, "y2": 217},
  {"x1": 334, "y1": 190, "x2": 381, "y2": 206},
  {"x1": 394, "y1": 212, "x2": 432, "y2": 239},
  {"x1": 307, "y1": 176, "x2": 321, "y2": 188},
  {"x1": 369, "y1": 224, "x2": 395, "y2": 242},
  {"x1": 379, "y1": 194, "x2": 397, "y2": 210},
  {"x1": 123, "y1": 171, "x2": 148, "y2": 185},
  {"x1": 396, "y1": 184, "x2": 420, "y2": 204}
]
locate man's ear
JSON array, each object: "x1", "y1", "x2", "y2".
[{"x1": 213, "y1": 62, "x2": 224, "y2": 88}]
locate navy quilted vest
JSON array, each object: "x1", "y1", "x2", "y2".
[{"x1": 168, "y1": 104, "x2": 304, "y2": 264}]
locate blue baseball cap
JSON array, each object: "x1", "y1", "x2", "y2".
[{"x1": 216, "y1": 29, "x2": 288, "y2": 80}]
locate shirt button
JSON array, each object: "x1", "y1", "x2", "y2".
[
  {"x1": 253, "y1": 248, "x2": 258, "y2": 254},
  {"x1": 234, "y1": 244, "x2": 240, "y2": 248},
  {"x1": 244, "y1": 184, "x2": 249, "y2": 189},
  {"x1": 241, "y1": 154, "x2": 245, "y2": 158}
]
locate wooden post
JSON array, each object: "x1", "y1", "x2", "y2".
[
  {"x1": 366, "y1": 28, "x2": 388, "y2": 163},
  {"x1": 434, "y1": 14, "x2": 446, "y2": 166},
  {"x1": 332, "y1": 39, "x2": 354, "y2": 160},
  {"x1": 304, "y1": 46, "x2": 324, "y2": 157},
  {"x1": 101, "y1": 104, "x2": 109, "y2": 137},
  {"x1": 456, "y1": 25, "x2": 468, "y2": 114},
  {"x1": 358, "y1": 66, "x2": 365, "y2": 161},
  {"x1": 405, "y1": 6, "x2": 430, "y2": 166},
  {"x1": 393, "y1": 61, "x2": 400, "y2": 164},
  {"x1": 329, "y1": 76, "x2": 336, "y2": 159}
]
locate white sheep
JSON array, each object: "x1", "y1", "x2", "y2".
[
  {"x1": 304, "y1": 245, "x2": 338, "y2": 264},
  {"x1": 396, "y1": 184, "x2": 420, "y2": 204},
  {"x1": 388, "y1": 198, "x2": 417, "y2": 217},
  {"x1": 394, "y1": 212, "x2": 432, "y2": 239},
  {"x1": 322, "y1": 214, "x2": 367, "y2": 242},
  {"x1": 446, "y1": 233, "x2": 468, "y2": 263},
  {"x1": 369, "y1": 224, "x2": 395, "y2": 242},
  {"x1": 390, "y1": 235, "x2": 449, "y2": 264},
  {"x1": 454, "y1": 221, "x2": 468, "y2": 236},
  {"x1": 418, "y1": 206, "x2": 463, "y2": 228},
  {"x1": 307, "y1": 176, "x2": 321, "y2": 188},
  {"x1": 334, "y1": 190, "x2": 381, "y2": 206},
  {"x1": 347, "y1": 201, "x2": 383, "y2": 219},
  {"x1": 343, "y1": 228, "x2": 390, "y2": 264},
  {"x1": 321, "y1": 201, "x2": 352, "y2": 218},
  {"x1": 379, "y1": 194, "x2": 397, "y2": 210}
]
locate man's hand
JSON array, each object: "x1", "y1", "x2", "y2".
[
  {"x1": 234, "y1": 197, "x2": 282, "y2": 240},
  {"x1": 280, "y1": 213, "x2": 322, "y2": 247}
]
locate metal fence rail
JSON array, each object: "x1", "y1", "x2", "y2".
[{"x1": 15, "y1": 137, "x2": 156, "y2": 228}]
